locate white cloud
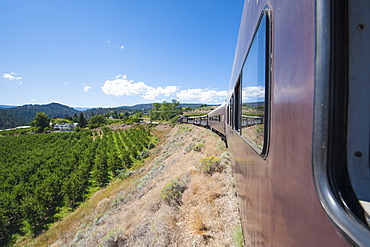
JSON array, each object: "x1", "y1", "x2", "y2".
[
  {"x1": 101, "y1": 75, "x2": 151, "y2": 96},
  {"x1": 83, "y1": 84, "x2": 92, "y2": 92},
  {"x1": 176, "y1": 88, "x2": 227, "y2": 103},
  {"x1": 120, "y1": 45, "x2": 124, "y2": 50},
  {"x1": 107, "y1": 40, "x2": 111, "y2": 43},
  {"x1": 101, "y1": 75, "x2": 227, "y2": 103},
  {"x1": 30, "y1": 99, "x2": 36, "y2": 102},
  {"x1": 64, "y1": 82, "x2": 69, "y2": 85},
  {"x1": 242, "y1": 86, "x2": 265, "y2": 102},
  {"x1": 101, "y1": 75, "x2": 180, "y2": 100},
  {"x1": 143, "y1": 86, "x2": 179, "y2": 100},
  {"x1": 2, "y1": 72, "x2": 23, "y2": 81}
]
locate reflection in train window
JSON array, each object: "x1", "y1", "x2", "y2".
[{"x1": 240, "y1": 13, "x2": 269, "y2": 155}]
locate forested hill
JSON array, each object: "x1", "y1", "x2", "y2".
[
  {"x1": 0, "y1": 102, "x2": 216, "y2": 129},
  {"x1": 0, "y1": 103, "x2": 80, "y2": 129}
]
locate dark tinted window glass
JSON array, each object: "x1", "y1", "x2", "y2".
[
  {"x1": 230, "y1": 96, "x2": 234, "y2": 127},
  {"x1": 235, "y1": 81, "x2": 241, "y2": 132}
]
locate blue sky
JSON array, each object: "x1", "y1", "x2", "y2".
[{"x1": 0, "y1": 0, "x2": 243, "y2": 107}]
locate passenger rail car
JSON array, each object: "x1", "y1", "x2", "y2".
[
  {"x1": 207, "y1": 103, "x2": 227, "y2": 143},
  {"x1": 180, "y1": 115, "x2": 208, "y2": 127},
  {"x1": 224, "y1": 0, "x2": 370, "y2": 246},
  {"x1": 180, "y1": 0, "x2": 369, "y2": 245},
  {"x1": 177, "y1": 115, "x2": 188, "y2": 124}
]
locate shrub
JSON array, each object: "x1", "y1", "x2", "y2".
[
  {"x1": 73, "y1": 229, "x2": 84, "y2": 243},
  {"x1": 100, "y1": 228, "x2": 126, "y2": 246},
  {"x1": 139, "y1": 150, "x2": 149, "y2": 159},
  {"x1": 192, "y1": 143, "x2": 204, "y2": 152},
  {"x1": 148, "y1": 142, "x2": 155, "y2": 149},
  {"x1": 185, "y1": 143, "x2": 194, "y2": 153},
  {"x1": 177, "y1": 125, "x2": 193, "y2": 134},
  {"x1": 196, "y1": 155, "x2": 224, "y2": 175},
  {"x1": 161, "y1": 178, "x2": 187, "y2": 207},
  {"x1": 220, "y1": 152, "x2": 231, "y2": 165}
]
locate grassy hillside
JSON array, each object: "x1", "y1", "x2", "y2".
[{"x1": 17, "y1": 124, "x2": 243, "y2": 247}]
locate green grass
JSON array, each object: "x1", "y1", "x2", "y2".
[{"x1": 233, "y1": 224, "x2": 245, "y2": 247}]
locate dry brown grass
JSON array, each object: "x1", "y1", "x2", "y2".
[
  {"x1": 19, "y1": 123, "x2": 242, "y2": 247},
  {"x1": 190, "y1": 210, "x2": 208, "y2": 234}
]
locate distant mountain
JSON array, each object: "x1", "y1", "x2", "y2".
[
  {"x1": 118, "y1": 103, "x2": 215, "y2": 110},
  {"x1": 73, "y1": 107, "x2": 91, "y2": 111},
  {"x1": 122, "y1": 103, "x2": 152, "y2": 110},
  {"x1": 0, "y1": 105, "x2": 17, "y2": 109},
  {"x1": 0, "y1": 103, "x2": 80, "y2": 129}
]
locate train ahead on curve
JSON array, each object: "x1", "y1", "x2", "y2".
[{"x1": 179, "y1": 0, "x2": 370, "y2": 245}]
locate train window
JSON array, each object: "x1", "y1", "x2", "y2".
[
  {"x1": 240, "y1": 12, "x2": 269, "y2": 156},
  {"x1": 234, "y1": 80, "x2": 241, "y2": 132},
  {"x1": 226, "y1": 105, "x2": 230, "y2": 125},
  {"x1": 230, "y1": 96, "x2": 234, "y2": 127}
]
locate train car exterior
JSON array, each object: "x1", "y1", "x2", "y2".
[
  {"x1": 187, "y1": 116, "x2": 195, "y2": 124},
  {"x1": 194, "y1": 117, "x2": 201, "y2": 125},
  {"x1": 225, "y1": 0, "x2": 370, "y2": 246},
  {"x1": 208, "y1": 103, "x2": 226, "y2": 137},
  {"x1": 200, "y1": 115, "x2": 208, "y2": 127},
  {"x1": 191, "y1": 115, "x2": 208, "y2": 126},
  {"x1": 177, "y1": 115, "x2": 188, "y2": 124}
]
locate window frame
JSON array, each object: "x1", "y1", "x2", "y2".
[
  {"x1": 234, "y1": 79, "x2": 241, "y2": 133},
  {"x1": 237, "y1": 10, "x2": 271, "y2": 158}
]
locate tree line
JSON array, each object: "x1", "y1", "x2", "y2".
[
  {"x1": 33, "y1": 100, "x2": 184, "y2": 133},
  {"x1": 149, "y1": 100, "x2": 183, "y2": 122}
]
